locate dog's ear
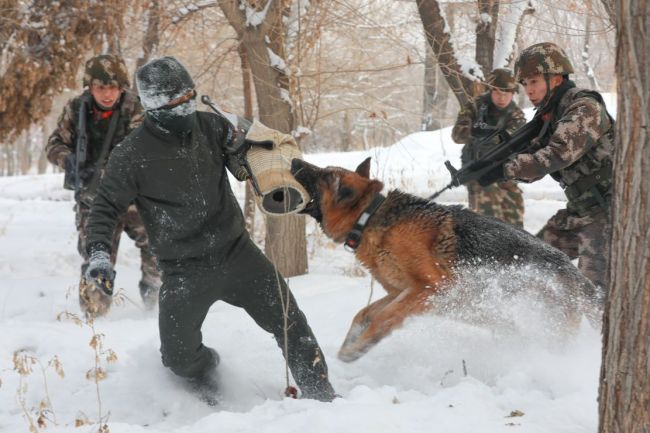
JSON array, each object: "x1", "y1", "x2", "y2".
[
  {"x1": 369, "y1": 179, "x2": 384, "y2": 194},
  {"x1": 355, "y1": 157, "x2": 372, "y2": 178}
]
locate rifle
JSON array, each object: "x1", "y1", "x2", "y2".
[
  {"x1": 429, "y1": 115, "x2": 546, "y2": 200},
  {"x1": 429, "y1": 80, "x2": 576, "y2": 200},
  {"x1": 75, "y1": 93, "x2": 91, "y2": 197},
  {"x1": 80, "y1": 104, "x2": 121, "y2": 206},
  {"x1": 63, "y1": 93, "x2": 93, "y2": 199}
]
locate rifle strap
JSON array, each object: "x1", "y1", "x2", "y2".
[{"x1": 81, "y1": 110, "x2": 121, "y2": 204}]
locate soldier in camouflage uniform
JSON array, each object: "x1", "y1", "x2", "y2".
[
  {"x1": 487, "y1": 42, "x2": 614, "y2": 292},
  {"x1": 451, "y1": 68, "x2": 527, "y2": 227},
  {"x1": 46, "y1": 54, "x2": 161, "y2": 316}
]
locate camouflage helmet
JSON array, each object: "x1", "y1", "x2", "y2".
[
  {"x1": 83, "y1": 54, "x2": 130, "y2": 88},
  {"x1": 514, "y1": 42, "x2": 574, "y2": 82},
  {"x1": 486, "y1": 68, "x2": 518, "y2": 92}
]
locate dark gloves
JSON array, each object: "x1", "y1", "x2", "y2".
[
  {"x1": 477, "y1": 164, "x2": 505, "y2": 187},
  {"x1": 85, "y1": 245, "x2": 116, "y2": 296},
  {"x1": 63, "y1": 153, "x2": 94, "y2": 181},
  {"x1": 64, "y1": 153, "x2": 76, "y2": 172},
  {"x1": 471, "y1": 122, "x2": 496, "y2": 139},
  {"x1": 224, "y1": 138, "x2": 273, "y2": 181}
]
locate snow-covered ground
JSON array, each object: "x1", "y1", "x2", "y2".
[{"x1": 0, "y1": 115, "x2": 610, "y2": 432}]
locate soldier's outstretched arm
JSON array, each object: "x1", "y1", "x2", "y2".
[
  {"x1": 504, "y1": 97, "x2": 609, "y2": 182},
  {"x1": 85, "y1": 143, "x2": 137, "y2": 252},
  {"x1": 45, "y1": 99, "x2": 77, "y2": 168},
  {"x1": 451, "y1": 102, "x2": 475, "y2": 144}
]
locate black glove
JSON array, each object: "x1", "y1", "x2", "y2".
[
  {"x1": 64, "y1": 153, "x2": 76, "y2": 172},
  {"x1": 224, "y1": 138, "x2": 274, "y2": 181},
  {"x1": 84, "y1": 247, "x2": 116, "y2": 296},
  {"x1": 477, "y1": 164, "x2": 505, "y2": 187},
  {"x1": 471, "y1": 123, "x2": 496, "y2": 139},
  {"x1": 79, "y1": 166, "x2": 96, "y2": 183}
]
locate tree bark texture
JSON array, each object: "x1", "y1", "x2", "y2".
[
  {"x1": 218, "y1": 0, "x2": 308, "y2": 277},
  {"x1": 421, "y1": 43, "x2": 445, "y2": 131},
  {"x1": 598, "y1": 1, "x2": 650, "y2": 432},
  {"x1": 582, "y1": 13, "x2": 599, "y2": 90},
  {"x1": 416, "y1": 0, "x2": 475, "y2": 107},
  {"x1": 475, "y1": 0, "x2": 499, "y2": 75},
  {"x1": 134, "y1": 0, "x2": 160, "y2": 83},
  {"x1": 600, "y1": 0, "x2": 617, "y2": 28}
]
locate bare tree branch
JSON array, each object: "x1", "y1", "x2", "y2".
[{"x1": 416, "y1": 0, "x2": 476, "y2": 107}]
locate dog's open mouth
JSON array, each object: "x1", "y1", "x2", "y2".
[
  {"x1": 291, "y1": 158, "x2": 324, "y2": 223},
  {"x1": 299, "y1": 195, "x2": 322, "y2": 223}
]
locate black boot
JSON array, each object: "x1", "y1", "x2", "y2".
[
  {"x1": 139, "y1": 281, "x2": 159, "y2": 310},
  {"x1": 187, "y1": 348, "x2": 221, "y2": 406}
]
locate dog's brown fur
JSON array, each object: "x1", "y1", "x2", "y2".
[{"x1": 291, "y1": 157, "x2": 599, "y2": 362}]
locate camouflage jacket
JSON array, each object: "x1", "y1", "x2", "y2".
[
  {"x1": 504, "y1": 87, "x2": 614, "y2": 215},
  {"x1": 451, "y1": 92, "x2": 526, "y2": 163},
  {"x1": 46, "y1": 90, "x2": 143, "y2": 170}
]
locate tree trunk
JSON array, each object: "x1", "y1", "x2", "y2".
[
  {"x1": 421, "y1": 43, "x2": 444, "y2": 131},
  {"x1": 416, "y1": 0, "x2": 476, "y2": 107},
  {"x1": 134, "y1": 0, "x2": 160, "y2": 84},
  {"x1": 493, "y1": 1, "x2": 534, "y2": 69},
  {"x1": 218, "y1": 0, "x2": 308, "y2": 277},
  {"x1": 582, "y1": 13, "x2": 599, "y2": 90},
  {"x1": 475, "y1": 0, "x2": 500, "y2": 75},
  {"x1": 600, "y1": 0, "x2": 616, "y2": 27},
  {"x1": 341, "y1": 111, "x2": 353, "y2": 150},
  {"x1": 245, "y1": 34, "x2": 308, "y2": 278},
  {"x1": 598, "y1": 1, "x2": 650, "y2": 432},
  {"x1": 19, "y1": 129, "x2": 31, "y2": 174},
  {"x1": 37, "y1": 136, "x2": 48, "y2": 175}
]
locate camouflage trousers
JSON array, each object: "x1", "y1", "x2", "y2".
[
  {"x1": 76, "y1": 202, "x2": 161, "y2": 296},
  {"x1": 467, "y1": 180, "x2": 524, "y2": 228},
  {"x1": 537, "y1": 207, "x2": 610, "y2": 293}
]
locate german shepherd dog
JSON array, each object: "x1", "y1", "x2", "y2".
[{"x1": 291, "y1": 157, "x2": 600, "y2": 362}]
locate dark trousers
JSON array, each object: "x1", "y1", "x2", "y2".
[{"x1": 157, "y1": 235, "x2": 334, "y2": 399}]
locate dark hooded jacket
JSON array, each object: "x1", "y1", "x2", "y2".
[{"x1": 85, "y1": 111, "x2": 246, "y2": 261}]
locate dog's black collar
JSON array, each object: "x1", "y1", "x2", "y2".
[{"x1": 344, "y1": 193, "x2": 386, "y2": 252}]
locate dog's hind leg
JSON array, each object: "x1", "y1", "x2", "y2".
[
  {"x1": 338, "y1": 287, "x2": 436, "y2": 362},
  {"x1": 555, "y1": 268, "x2": 604, "y2": 331}
]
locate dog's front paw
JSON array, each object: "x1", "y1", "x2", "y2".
[{"x1": 337, "y1": 345, "x2": 365, "y2": 363}]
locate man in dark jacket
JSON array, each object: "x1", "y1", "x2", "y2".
[
  {"x1": 451, "y1": 69, "x2": 527, "y2": 227},
  {"x1": 481, "y1": 42, "x2": 613, "y2": 292},
  {"x1": 83, "y1": 56, "x2": 336, "y2": 404},
  {"x1": 46, "y1": 54, "x2": 160, "y2": 316}
]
